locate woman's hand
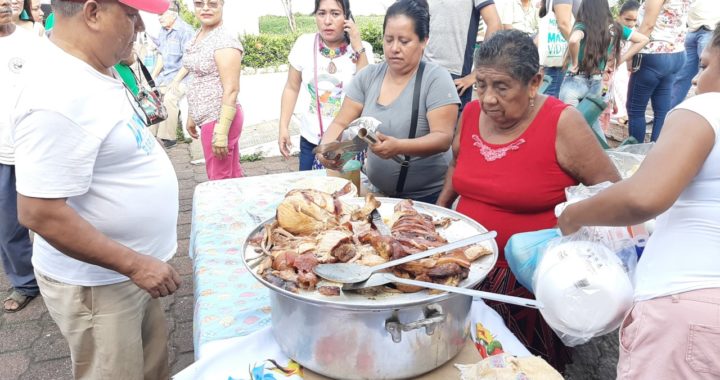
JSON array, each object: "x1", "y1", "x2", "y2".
[
  {"x1": 454, "y1": 74, "x2": 475, "y2": 96},
  {"x1": 278, "y1": 127, "x2": 292, "y2": 158},
  {"x1": 315, "y1": 152, "x2": 343, "y2": 170},
  {"x1": 212, "y1": 143, "x2": 229, "y2": 160},
  {"x1": 371, "y1": 132, "x2": 402, "y2": 160},
  {"x1": 186, "y1": 118, "x2": 199, "y2": 139},
  {"x1": 344, "y1": 18, "x2": 361, "y2": 47}
]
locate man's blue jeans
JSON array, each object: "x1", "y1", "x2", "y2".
[
  {"x1": 671, "y1": 28, "x2": 713, "y2": 108},
  {"x1": 543, "y1": 66, "x2": 565, "y2": 98},
  {"x1": 627, "y1": 52, "x2": 685, "y2": 142},
  {"x1": 0, "y1": 164, "x2": 38, "y2": 297}
]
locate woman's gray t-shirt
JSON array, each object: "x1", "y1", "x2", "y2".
[{"x1": 345, "y1": 62, "x2": 460, "y2": 198}]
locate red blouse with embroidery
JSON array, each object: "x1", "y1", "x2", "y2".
[{"x1": 453, "y1": 98, "x2": 577, "y2": 262}]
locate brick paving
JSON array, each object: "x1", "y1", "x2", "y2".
[{"x1": 0, "y1": 141, "x2": 298, "y2": 380}]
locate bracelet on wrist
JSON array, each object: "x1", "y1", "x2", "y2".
[{"x1": 350, "y1": 47, "x2": 366, "y2": 63}]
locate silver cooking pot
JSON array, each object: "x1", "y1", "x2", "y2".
[{"x1": 243, "y1": 198, "x2": 498, "y2": 379}]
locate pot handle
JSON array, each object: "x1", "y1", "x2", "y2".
[{"x1": 385, "y1": 304, "x2": 446, "y2": 343}]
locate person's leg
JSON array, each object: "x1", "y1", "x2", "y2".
[
  {"x1": 587, "y1": 75, "x2": 608, "y2": 143},
  {"x1": 0, "y1": 164, "x2": 38, "y2": 306},
  {"x1": 156, "y1": 85, "x2": 183, "y2": 145},
  {"x1": 228, "y1": 105, "x2": 244, "y2": 178},
  {"x1": 298, "y1": 137, "x2": 316, "y2": 171},
  {"x1": 627, "y1": 54, "x2": 662, "y2": 143},
  {"x1": 617, "y1": 288, "x2": 720, "y2": 380},
  {"x1": 141, "y1": 298, "x2": 171, "y2": 380},
  {"x1": 649, "y1": 52, "x2": 685, "y2": 141},
  {"x1": 178, "y1": 83, "x2": 190, "y2": 140},
  {"x1": 671, "y1": 30, "x2": 701, "y2": 108},
  {"x1": 542, "y1": 66, "x2": 565, "y2": 98},
  {"x1": 200, "y1": 120, "x2": 218, "y2": 180},
  {"x1": 37, "y1": 273, "x2": 168, "y2": 379},
  {"x1": 558, "y1": 74, "x2": 589, "y2": 107}
]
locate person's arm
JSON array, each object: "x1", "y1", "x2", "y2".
[
  {"x1": 372, "y1": 104, "x2": 458, "y2": 159},
  {"x1": 169, "y1": 67, "x2": 189, "y2": 89},
  {"x1": 559, "y1": 109, "x2": 714, "y2": 234},
  {"x1": 345, "y1": 18, "x2": 369, "y2": 71},
  {"x1": 151, "y1": 53, "x2": 164, "y2": 79},
  {"x1": 567, "y1": 29, "x2": 584, "y2": 73},
  {"x1": 553, "y1": 3, "x2": 574, "y2": 41},
  {"x1": 17, "y1": 196, "x2": 181, "y2": 298},
  {"x1": 278, "y1": 67, "x2": 303, "y2": 158},
  {"x1": 479, "y1": 3, "x2": 502, "y2": 38},
  {"x1": 436, "y1": 113, "x2": 464, "y2": 208},
  {"x1": 211, "y1": 47, "x2": 242, "y2": 160},
  {"x1": 555, "y1": 106, "x2": 621, "y2": 185},
  {"x1": 315, "y1": 97, "x2": 365, "y2": 169},
  {"x1": 637, "y1": 0, "x2": 662, "y2": 38},
  {"x1": 618, "y1": 29, "x2": 650, "y2": 66}
]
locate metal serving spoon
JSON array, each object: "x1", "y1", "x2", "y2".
[
  {"x1": 343, "y1": 272, "x2": 543, "y2": 309},
  {"x1": 313, "y1": 231, "x2": 497, "y2": 284}
]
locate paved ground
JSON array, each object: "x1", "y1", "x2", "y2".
[{"x1": 0, "y1": 140, "x2": 299, "y2": 380}]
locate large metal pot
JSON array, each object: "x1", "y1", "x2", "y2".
[
  {"x1": 243, "y1": 198, "x2": 498, "y2": 379},
  {"x1": 271, "y1": 289, "x2": 471, "y2": 379}
]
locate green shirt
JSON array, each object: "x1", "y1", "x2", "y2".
[
  {"x1": 574, "y1": 23, "x2": 633, "y2": 72},
  {"x1": 114, "y1": 63, "x2": 139, "y2": 96}
]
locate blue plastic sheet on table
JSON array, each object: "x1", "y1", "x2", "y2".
[{"x1": 505, "y1": 228, "x2": 561, "y2": 293}]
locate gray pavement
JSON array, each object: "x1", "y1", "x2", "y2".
[{"x1": 0, "y1": 141, "x2": 299, "y2": 380}]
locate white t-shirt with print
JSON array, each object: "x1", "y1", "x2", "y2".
[
  {"x1": 634, "y1": 93, "x2": 720, "y2": 301},
  {"x1": 12, "y1": 40, "x2": 179, "y2": 287},
  {"x1": 288, "y1": 33, "x2": 374, "y2": 145},
  {"x1": 0, "y1": 26, "x2": 38, "y2": 165}
]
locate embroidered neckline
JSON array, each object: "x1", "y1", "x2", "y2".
[{"x1": 472, "y1": 134, "x2": 526, "y2": 162}]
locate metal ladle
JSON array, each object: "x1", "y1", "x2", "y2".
[{"x1": 313, "y1": 231, "x2": 497, "y2": 284}]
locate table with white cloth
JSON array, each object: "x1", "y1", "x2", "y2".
[{"x1": 184, "y1": 171, "x2": 531, "y2": 378}]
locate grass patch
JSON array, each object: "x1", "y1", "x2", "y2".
[{"x1": 240, "y1": 152, "x2": 264, "y2": 162}]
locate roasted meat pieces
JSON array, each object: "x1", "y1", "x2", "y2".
[{"x1": 250, "y1": 191, "x2": 492, "y2": 296}]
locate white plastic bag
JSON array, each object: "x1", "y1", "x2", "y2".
[{"x1": 533, "y1": 233, "x2": 634, "y2": 346}]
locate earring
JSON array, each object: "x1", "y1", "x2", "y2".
[{"x1": 529, "y1": 97, "x2": 535, "y2": 108}]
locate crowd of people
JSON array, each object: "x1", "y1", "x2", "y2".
[{"x1": 1, "y1": 0, "x2": 719, "y2": 378}]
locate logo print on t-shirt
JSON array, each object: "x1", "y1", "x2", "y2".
[
  {"x1": 308, "y1": 73, "x2": 344, "y2": 119},
  {"x1": 126, "y1": 113, "x2": 156, "y2": 155},
  {"x1": 8, "y1": 57, "x2": 24, "y2": 74}
]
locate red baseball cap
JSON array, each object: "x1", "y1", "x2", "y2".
[{"x1": 119, "y1": 0, "x2": 170, "y2": 14}]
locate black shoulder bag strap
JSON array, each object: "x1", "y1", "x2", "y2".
[
  {"x1": 395, "y1": 60, "x2": 426, "y2": 194},
  {"x1": 136, "y1": 56, "x2": 160, "y2": 95}
]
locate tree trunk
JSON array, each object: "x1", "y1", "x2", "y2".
[{"x1": 280, "y1": 0, "x2": 297, "y2": 33}]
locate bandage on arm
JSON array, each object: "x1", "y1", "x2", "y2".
[{"x1": 212, "y1": 104, "x2": 236, "y2": 148}]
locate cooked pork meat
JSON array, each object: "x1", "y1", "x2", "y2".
[
  {"x1": 318, "y1": 286, "x2": 341, "y2": 296},
  {"x1": 254, "y1": 192, "x2": 490, "y2": 295}
]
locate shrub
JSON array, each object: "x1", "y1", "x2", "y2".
[
  {"x1": 359, "y1": 22, "x2": 383, "y2": 56},
  {"x1": 241, "y1": 33, "x2": 298, "y2": 68}
]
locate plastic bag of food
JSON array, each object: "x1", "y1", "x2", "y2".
[
  {"x1": 505, "y1": 228, "x2": 561, "y2": 293},
  {"x1": 533, "y1": 232, "x2": 634, "y2": 347}
]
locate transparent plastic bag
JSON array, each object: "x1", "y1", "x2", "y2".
[
  {"x1": 533, "y1": 231, "x2": 634, "y2": 346},
  {"x1": 314, "y1": 117, "x2": 381, "y2": 171}
]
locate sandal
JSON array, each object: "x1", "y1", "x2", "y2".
[{"x1": 3, "y1": 289, "x2": 35, "y2": 313}]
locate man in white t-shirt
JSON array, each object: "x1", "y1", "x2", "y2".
[
  {"x1": 12, "y1": 0, "x2": 180, "y2": 378},
  {"x1": 0, "y1": 0, "x2": 40, "y2": 314},
  {"x1": 423, "y1": 0, "x2": 501, "y2": 111}
]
